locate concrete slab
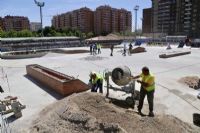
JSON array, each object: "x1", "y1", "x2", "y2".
[{"x1": 0, "y1": 45, "x2": 200, "y2": 131}]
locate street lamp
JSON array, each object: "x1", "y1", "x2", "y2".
[
  {"x1": 34, "y1": 0, "x2": 45, "y2": 37},
  {"x1": 134, "y1": 5, "x2": 139, "y2": 34}
]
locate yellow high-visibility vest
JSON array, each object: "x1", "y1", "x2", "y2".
[
  {"x1": 92, "y1": 73, "x2": 103, "y2": 84},
  {"x1": 140, "y1": 73, "x2": 155, "y2": 92}
]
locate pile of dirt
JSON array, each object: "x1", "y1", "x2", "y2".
[
  {"x1": 81, "y1": 56, "x2": 108, "y2": 61},
  {"x1": 25, "y1": 92, "x2": 199, "y2": 133},
  {"x1": 179, "y1": 76, "x2": 200, "y2": 90},
  {"x1": 130, "y1": 47, "x2": 146, "y2": 54}
]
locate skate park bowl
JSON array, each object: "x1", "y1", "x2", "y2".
[{"x1": 111, "y1": 66, "x2": 132, "y2": 86}]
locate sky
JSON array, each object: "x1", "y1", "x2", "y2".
[{"x1": 0, "y1": 0, "x2": 151, "y2": 30}]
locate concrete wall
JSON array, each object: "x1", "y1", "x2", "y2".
[{"x1": 26, "y1": 64, "x2": 89, "y2": 96}]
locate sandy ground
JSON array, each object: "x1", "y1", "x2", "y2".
[
  {"x1": 0, "y1": 45, "x2": 200, "y2": 131},
  {"x1": 21, "y1": 92, "x2": 199, "y2": 133},
  {"x1": 179, "y1": 76, "x2": 200, "y2": 90}
]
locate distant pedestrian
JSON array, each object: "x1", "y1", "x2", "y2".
[
  {"x1": 92, "y1": 43, "x2": 97, "y2": 55},
  {"x1": 128, "y1": 43, "x2": 133, "y2": 55},
  {"x1": 110, "y1": 44, "x2": 114, "y2": 56},
  {"x1": 122, "y1": 43, "x2": 126, "y2": 56},
  {"x1": 97, "y1": 43, "x2": 101, "y2": 54},
  {"x1": 90, "y1": 43, "x2": 93, "y2": 55}
]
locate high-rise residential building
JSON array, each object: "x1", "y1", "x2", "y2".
[
  {"x1": 77, "y1": 7, "x2": 94, "y2": 33},
  {"x1": 152, "y1": 0, "x2": 200, "y2": 37},
  {"x1": 52, "y1": 7, "x2": 93, "y2": 33},
  {"x1": 152, "y1": 0, "x2": 176, "y2": 35},
  {"x1": 142, "y1": 8, "x2": 152, "y2": 33},
  {"x1": 64, "y1": 12, "x2": 72, "y2": 29},
  {"x1": 94, "y1": 5, "x2": 132, "y2": 35},
  {"x1": 71, "y1": 10, "x2": 79, "y2": 29},
  {"x1": 52, "y1": 6, "x2": 132, "y2": 35},
  {"x1": 118, "y1": 9, "x2": 132, "y2": 33},
  {"x1": 111, "y1": 8, "x2": 119, "y2": 33},
  {"x1": 179, "y1": 0, "x2": 200, "y2": 37},
  {"x1": 0, "y1": 17, "x2": 3, "y2": 30},
  {"x1": 30, "y1": 22, "x2": 42, "y2": 31},
  {"x1": 190, "y1": 0, "x2": 200, "y2": 37},
  {"x1": 3, "y1": 16, "x2": 30, "y2": 31},
  {"x1": 94, "y1": 5, "x2": 112, "y2": 35}
]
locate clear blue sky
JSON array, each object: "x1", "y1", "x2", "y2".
[{"x1": 0, "y1": 0, "x2": 151, "y2": 30}]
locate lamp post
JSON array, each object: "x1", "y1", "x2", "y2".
[
  {"x1": 34, "y1": 0, "x2": 45, "y2": 37},
  {"x1": 134, "y1": 5, "x2": 139, "y2": 40}
]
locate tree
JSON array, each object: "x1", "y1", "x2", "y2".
[
  {"x1": 86, "y1": 32, "x2": 94, "y2": 38},
  {"x1": 0, "y1": 27, "x2": 3, "y2": 37},
  {"x1": 17, "y1": 30, "x2": 33, "y2": 37}
]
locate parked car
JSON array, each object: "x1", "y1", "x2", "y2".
[{"x1": 191, "y1": 39, "x2": 200, "y2": 47}]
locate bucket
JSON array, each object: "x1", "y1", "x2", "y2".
[{"x1": 193, "y1": 113, "x2": 200, "y2": 127}]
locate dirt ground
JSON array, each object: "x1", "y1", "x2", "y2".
[
  {"x1": 179, "y1": 76, "x2": 200, "y2": 90},
  {"x1": 22, "y1": 92, "x2": 199, "y2": 133}
]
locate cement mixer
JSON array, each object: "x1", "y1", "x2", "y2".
[{"x1": 104, "y1": 66, "x2": 136, "y2": 107}]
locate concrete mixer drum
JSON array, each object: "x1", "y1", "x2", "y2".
[
  {"x1": 111, "y1": 66, "x2": 132, "y2": 86},
  {"x1": 105, "y1": 66, "x2": 136, "y2": 108}
]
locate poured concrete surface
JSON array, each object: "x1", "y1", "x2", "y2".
[{"x1": 0, "y1": 45, "x2": 200, "y2": 131}]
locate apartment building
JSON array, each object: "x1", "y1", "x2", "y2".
[
  {"x1": 0, "y1": 17, "x2": 3, "y2": 30},
  {"x1": 94, "y1": 5, "x2": 132, "y2": 35},
  {"x1": 3, "y1": 16, "x2": 30, "y2": 31},
  {"x1": 152, "y1": 0, "x2": 200, "y2": 37},
  {"x1": 30, "y1": 22, "x2": 42, "y2": 31},
  {"x1": 52, "y1": 7, "x2": 93, "y2": 33},
  {"x1": 142, "y1": 8, "x2": 152, "y2": 33},
  {"x1": 52, "y1": 6, "x2": 132, "y2": 35},
  {"x1": 78, "y1": 7, "x2": 94, "y2": 33}
]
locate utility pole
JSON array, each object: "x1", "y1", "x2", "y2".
[
  {"x1": 134, "y1": 5, "x2": 139, "y2": 40},
  {"x1": 34, "y1": 0, "x2": 45, "y2": 37}
]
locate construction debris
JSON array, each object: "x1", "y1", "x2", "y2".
[
  {"x1": 26, "y1": 64, "x2": 89, "y2": 96},
  {"x1": 179, "y1": 76, "x2": 200, "y2": 90},
  {"x1": 0, "y1": 96, "x2": 26, "y2": 118},
  {"x1": 26, "y1": 92, "x2": 199, "y2": 133},
  {"x1": 159, "y1": 51, "x2": 191, "y2": 58}
]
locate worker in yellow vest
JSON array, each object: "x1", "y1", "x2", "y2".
[
  {"x1": 132, "y1": 66, "x2": 155, "y2": 117},
  {"x1": 89, "y1": 71, "x2": 103, "y2": 93}
]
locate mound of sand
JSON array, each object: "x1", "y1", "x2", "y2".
[
  {"x1": 26, "y1": 92, "x2": 199, "y2": 133},
  {"x1": 179, "y1": 76, "x2": 200, "y2": 90}
]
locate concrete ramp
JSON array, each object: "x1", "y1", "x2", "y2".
[
  {"x1": 26, "y1": 64, "x2": 89, "y2": 96},
  {"x1": 159, "y1": 51, "x2": 191, "y2": 58}
]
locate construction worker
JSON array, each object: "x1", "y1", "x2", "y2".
[
  {"x1": 131, "y1": 66, "x2": 155, "y2": 117},
  {"x1": 89, "y1": 71, "x2": 103, "y2": 93}
]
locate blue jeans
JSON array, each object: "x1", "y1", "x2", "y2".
[{"x1": 91, "y1": 79, "x2": 103, "y2": 93}]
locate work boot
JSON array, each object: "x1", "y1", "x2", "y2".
[
  {"x1": 137, "y1": 109, "x2": 145, "y2": 116},
  {"x1": 148, "y1": 112, "x2": 155, "y2": 117}
]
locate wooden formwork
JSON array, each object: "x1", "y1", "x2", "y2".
[{"x1": 26, "y1": 64, "x2": 89, "y2": 96}]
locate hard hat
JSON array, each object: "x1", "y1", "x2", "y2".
[{"x1": 89, "y1": 71, "x2": 96, "y2": 76}]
